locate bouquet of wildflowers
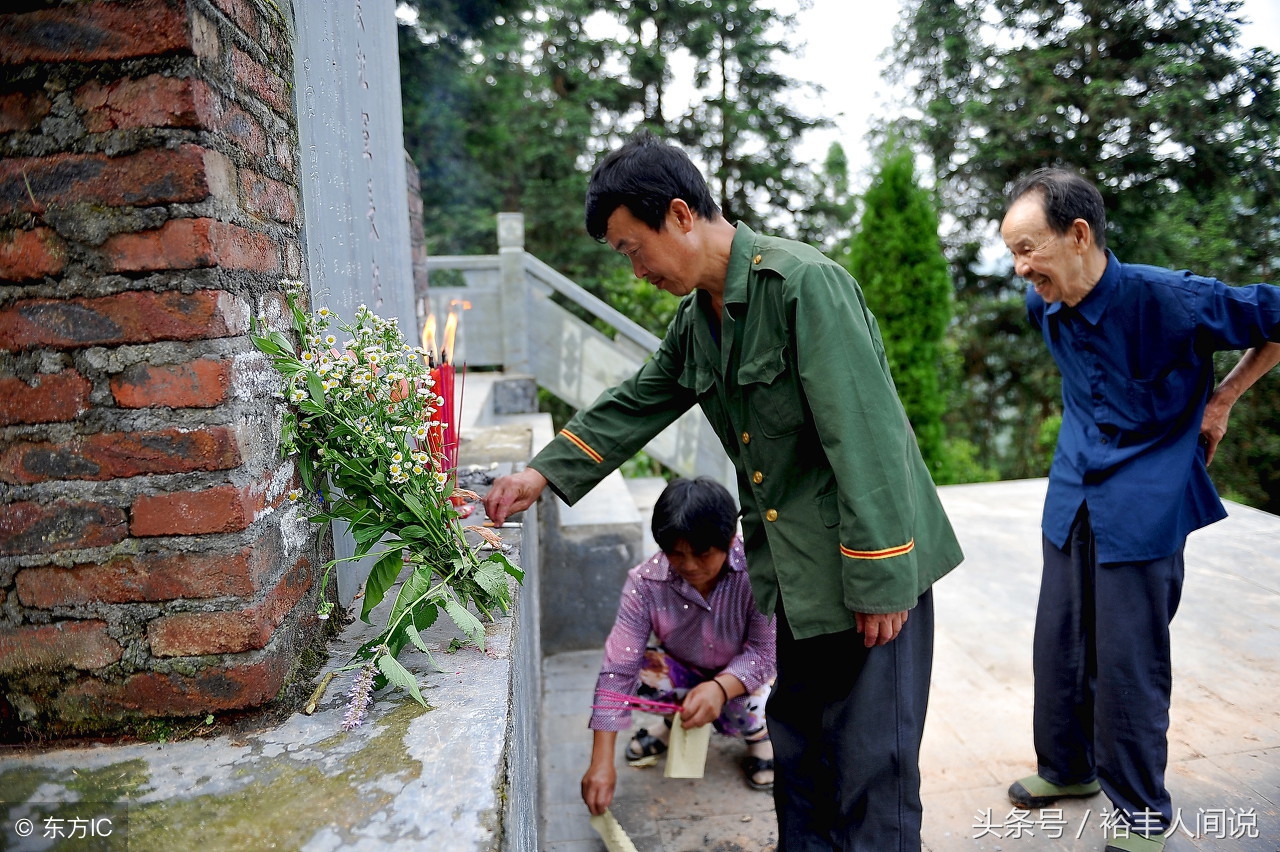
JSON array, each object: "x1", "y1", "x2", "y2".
[{"x1": 253, "y1": 283, "x2": 522, "y2": 723}]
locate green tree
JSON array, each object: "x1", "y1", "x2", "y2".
[
  {"x1": 846, "y1": 144, "x2": 953, "y2": 480},
  {"x1": 675, "y1": 0, "x2": 826, "y2": 235},
  {"x1": 891, "y1": 0, "x2": 1280, "y2": 499},
  {"x1": 796, "y1": 142, "x2": 858, "y2": 259}
]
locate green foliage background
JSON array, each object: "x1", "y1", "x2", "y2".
[{"x1": 397, "y1": 0, "x2": 1280, "y2": 512}]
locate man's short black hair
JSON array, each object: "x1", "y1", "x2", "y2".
[
  {"x1": 1009, "y1": 167, "x2": 1108, "y2": 251},
  {"x1": 584, "y1": 130, "x2": 721, "y2": 241},
  {"x1": 651, "y1": 476, "x2": 737, "y2": 555}
]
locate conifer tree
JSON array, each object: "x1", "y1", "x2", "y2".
[{"x1": 847, "y1": 145, "x2": 952, "y2": 479}]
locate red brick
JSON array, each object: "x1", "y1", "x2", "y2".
[
  {"x1": 0, "y1": 90, "x2": 51, "y2": 133},
  {"x1": 0, "y1": 426, "x2": 242, "y2": 485},
  {"x1": 75, "y1": 74, "x2": 203, "y2": 133},
  {"x1": 0, "y1": 1, "x2": 192, "y2": 65},
  {"x1": 130, "y1": 483, "x2": 266, "y2": 536},
  {"x1": 110, "y1": 357, "x2": 232, "y2": 409},
  {"x1": 0, "y1": 500, "x2": 126, "y2": 557},
  {"x1": 0, "y1": 621, "x2": 122, "y2": 674},
  {"x1": 57, "y1": 654, "x2": 290, "y2": 717},
  {"x1": 0, "y1": 144, "x2": 215, "y2": 216},
  {"x1": 103, "y1": 218, "x2": 278, "y2": 274},
  {"x1": 0, "y1": 370, "x2": 91, "y2": 426},
  {"x1": 211, "y1": 0, "x2": 258, "y2": 41},
  {"x1": 0, "y1": 227, "x2": 66, "y2": 281},
  {"x1": 16, "y1": 533, "x2": 282, "y2": 608},
  {"x1": 148, "y1": 555, "x2": 311, "y2": 656},
  {"x1": 240, "y1": 170, "x2": 296, "y2": 223},
  {"x1": 197, "y1": 91, "x2": 268, "y2": 157},
  {"x1": 230, "y1": 47, "x2": 289, "y2": 114},
  {"x1": 0, "y1": 289, "x2": 249, "y2": 352}
]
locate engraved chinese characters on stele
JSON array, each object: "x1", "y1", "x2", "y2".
[{"x1": 971, "y1": 806, "x2": 1261, "y2": 841}]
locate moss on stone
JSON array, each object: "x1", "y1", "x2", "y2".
[
  {"x1": 122, "y1": 700, "x2": 430, "y2": 851},
  {"x1": 3, "y1": 701, "x2": 432, "y2": 851}
]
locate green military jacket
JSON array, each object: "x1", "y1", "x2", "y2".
[{"x1": 531, "y1": 223, "x2": 963, "y2": 639}]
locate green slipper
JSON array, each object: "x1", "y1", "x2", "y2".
[
  {"x1": 1104, "y1": 829, "x2": 1167, "y2": 851},
  {"x1": 1007, "y1": 774, "x2": 1102, "y2": 808}
]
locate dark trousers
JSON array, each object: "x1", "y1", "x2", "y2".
[
  {"x1": 1033, "y1": 505, "x2": 1184, "y2": 834},
  {"x1": 768, "y1": 590, "x2": 934, "y2": 851}
]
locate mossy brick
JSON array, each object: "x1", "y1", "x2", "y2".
[
  {"x1": 0, "y1": 621, "x2": 122, "y2": 674},
  {"x1": 15, "y1": 536, "x2": 281, "y2": 607},
  {"x1": 102, "y1": 218, "x2": 278, "y2": 273},
  {"x1": 240, "y1": 170, "x2": 297, "y2": 224},
  {"x1": 0, "y1": 0, "x2": 192, "y2": 65},
  {"x1": 110, "y1": 357, "x2": 234, "y2": 409},
  {"x1": 0, "y1": 90, "x2": 52, "y2": 132},
  {"x1": 0, "y1": 370, "x2": 91, "y2": 426},
  {"x1": 211, "y1": 0, "x2": 260, "y2": 40},
  {"x1": 0, "y1": 500, "x2": 127, "y2": 557},
  {"x1": 0, "y1": 145, "x2": 218, "y2": 215},
  {"x1": 130, "y1": 483, "x2": 268, "y2": 537},
  {"x1": 0, "y1": 426, "x2": 243, "y2": 485},
  {"x1": 147, "y1": 556, "x2": 313, "y2": 656},
  {"x1": 74, "y1": 74, "x2": 205, "y2": 133},
  {"x1": 0, "y1": 227, "x2": 66, "y2": 281},
  {"x1": 230, "y1": 46, "x2": 290, "y2": 114},
  {"x1": 198, "y1": 93, "x2": 268, "y2": 158},
  {"x1": 0, "y1": 289, "x2": 250, "y2": 352},
  {"x1": 55, "y1": 653, "x2": 291, "y2": 717}
]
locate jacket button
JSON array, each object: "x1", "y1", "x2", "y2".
[
  {"x1": 765, "y1": 509, "x2": 778, "y2": 522},
  {"x1": 741, "y1": 431, "x2": 751, "y2": 444},
  {"x1": 752, "y1": 471, "x2": 763, "y2": 484},
  {"x1": 753, "y1": 254, "x2": 762, "y2": 264}
]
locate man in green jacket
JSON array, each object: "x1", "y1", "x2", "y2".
[{"x1": 484, "y1": 131, "x2": 963, "y2": 850}]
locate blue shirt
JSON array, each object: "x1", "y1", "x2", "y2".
[{"x1": 1029, "y1": 251, "x2": 1280, "y2": 562}]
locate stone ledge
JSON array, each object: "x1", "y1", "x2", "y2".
[{"x1": 0, "y1": 521, "x2": 533, "y2": 851}]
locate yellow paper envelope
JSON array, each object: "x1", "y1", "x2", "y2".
[
  {"x1": 589, "y1": 809, "x2": 639, "y2": 852},
  {"x1": 664, "y1": 711, "x2": 711, "y2": 778}
]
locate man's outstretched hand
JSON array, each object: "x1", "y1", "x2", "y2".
[{"x1": 482, "y1": 467, "x2": 549, "y2": 525}]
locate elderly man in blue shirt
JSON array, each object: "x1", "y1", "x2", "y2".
[{"x1": 1000, "y1": 167, "x2": 1280, "y2": 852}]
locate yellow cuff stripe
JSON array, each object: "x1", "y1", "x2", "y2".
[
  {"x1": 560, "y1": 428, "x2": 603, "y2": 463},
  {"x1": 841, "y1": 539, "x2": 915, "y2": 560}
]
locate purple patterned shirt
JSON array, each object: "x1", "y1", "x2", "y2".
[{"x1": 590, "y1": 536, "x2": 777, "y2": 731}]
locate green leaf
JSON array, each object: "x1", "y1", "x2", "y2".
[
  {"x1": 376, "y1": 653, "x2": 427, "y2": 706},
  {"x1": 307, "y1": 372, "x2": 325, "y2": 406},
  {"x1": 412, "y1": 599, "x2": 440, "y2": 633},
  {"x1": 251, "y1": 334, "x2": 284, "y2": 357},
  {"x1": 360, "y1": 549, "x2": 404, "y2": 623},
  {"x1": 398, "y1": 524, "x2": 429, "y2": 541},
  {"x1": 405, "y1": 623, "x2": 443, "y2": 672},
  {"x1": 297, "y1": 452, "x2": 316, "y2": 493},
  {"x1": 268, "y1": 330, "x2": 296, "y2": 356},
  {"x1": 473, "y1": 561, "x2": 509, "y2": 599},
  {"x1": 390, "y1": 564, "x2": 435, "y2": 627},
  {"x1": 444, "y1": 598, "x2": 485, "y2": 647},
  {"x1": 486, "y1": 551, "x2": 524, "y2": 583}
]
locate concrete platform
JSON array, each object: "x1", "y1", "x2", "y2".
[{"x1": 540, "y1": 479, "x2": 1280, "y2": 851}]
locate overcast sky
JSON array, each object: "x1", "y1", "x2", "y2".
[{"x1": 774, "y1": 0, "x2": 1280, "y2": 184}]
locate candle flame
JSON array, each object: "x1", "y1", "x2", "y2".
[
  {"x1": 449, "y1": 299, "x2": 472, "y2": 311},
  {"x1": 422, "y1": 315, "x2": 437, "y2": 361},
  {"x1": 442, "y1": 312, "x2": 459, "y2": 364}
]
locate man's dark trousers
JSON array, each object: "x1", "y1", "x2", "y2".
[
  {"x1": 1033, "y1": 504, "x2": 1185, "y2": 835},
  {"x1": 768, "y1": 590, "x2": 934, "y2": 851}
]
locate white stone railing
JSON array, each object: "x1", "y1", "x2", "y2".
[{"x1": 424, "y1": 214, "x2": 733, "y2": 484}]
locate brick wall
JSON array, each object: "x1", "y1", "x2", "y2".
[{"x1": 0, "y1": 0, "x2": 324, "y2": 737}]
